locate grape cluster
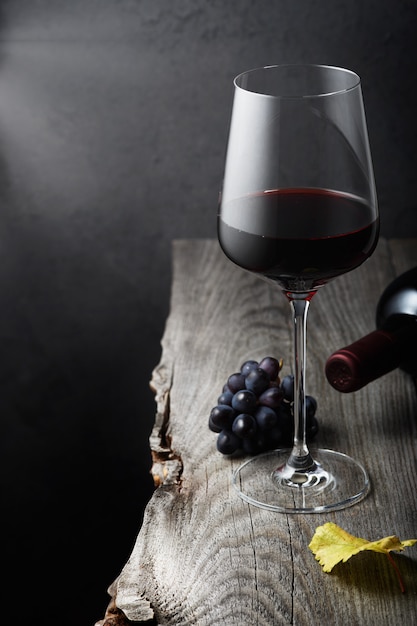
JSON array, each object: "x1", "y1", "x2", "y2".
[{"x1": 209, "y1": 357, "x2": 319, "y2": 456}]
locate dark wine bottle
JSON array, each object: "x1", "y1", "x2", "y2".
[{"x1": 325, "y1": 266, "x2": 417, "y2": 392}]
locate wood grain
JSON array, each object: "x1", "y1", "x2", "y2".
[{"x1": 97, "y1": 238, "x2": 417, "y2": 626}]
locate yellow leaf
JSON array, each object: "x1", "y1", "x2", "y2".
[{"x1": 309, "y1": 522, "x2": 417, "y2": 573}]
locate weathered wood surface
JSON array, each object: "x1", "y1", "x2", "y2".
[{"x1": 97, "y1": 238, "x2": 417, "y2": 626}]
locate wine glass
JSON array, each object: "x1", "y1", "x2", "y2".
[{"x1": 218, "y1": 64, "x2": 379, "y2": 513}]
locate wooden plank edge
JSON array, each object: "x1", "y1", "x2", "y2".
[
  {"x1": 94, "y1": 596, "x2": 156, "y2": 626},
  {"x1": 148, "y1": 358, "x2": 183, "y2": 488}
]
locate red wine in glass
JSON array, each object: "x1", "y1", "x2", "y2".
[{"x1": 219, "y1": 188, "x2": 379, "y2": 292}]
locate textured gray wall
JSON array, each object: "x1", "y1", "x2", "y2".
[{"x1": 1, "y1": 1, "x2": 416, "y2": 624}]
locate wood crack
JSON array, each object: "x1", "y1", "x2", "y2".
[
  {"x1": 149, "y1": 360, "x2": 183, "y2": 488},
  {"x1": 286, "y1": 515, "x2": 295, "y2": 625},
  {"x1": 247, "y1": 505, "x2": 260, "y2": 623}
]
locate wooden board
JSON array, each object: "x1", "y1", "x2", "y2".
[{"x1": 97, "y1": 238, "x2": 417, "y2": 626}]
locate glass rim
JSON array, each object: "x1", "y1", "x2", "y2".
[{"x1": 234, "y1": 64, "x2": 361, "y2": 99}]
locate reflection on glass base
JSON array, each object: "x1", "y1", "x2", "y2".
[{"x1": 232, "y1": 448, "x2": 370, "y2": 513}]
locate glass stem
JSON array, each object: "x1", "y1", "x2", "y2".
[{"x1": 287, "y1": 295, "x2": 315, "y2": 471}]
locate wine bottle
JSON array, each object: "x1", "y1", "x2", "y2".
[{"x1": 325, "y1": 266, "x2": 417, "y2": 392}]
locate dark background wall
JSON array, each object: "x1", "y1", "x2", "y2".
[{"x1": 0, "y1": 1, "x2": 416, "y2": 624}]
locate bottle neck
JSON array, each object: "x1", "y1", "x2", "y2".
[{"x1": 325, "y1": 321, "x2": 417, "y2": 392}]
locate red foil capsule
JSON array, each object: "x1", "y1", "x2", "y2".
[{"x1": 325, "y1": 328, "x2": 406, "y2": 392}]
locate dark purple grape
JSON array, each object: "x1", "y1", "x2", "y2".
[
  {"x1": 242, "y1": 432, "x2": 268, "y2": 455},
  {"x1": 209, "y1": 404, "x2": 236, "y2": 430},
  {"x1": 307, "y1": 415, "x2": 319, "y2": 439},
  {"x1": 245, "y1": 367, "x2": 270, "y2": 395},
  {"x1": 305, "y1": 395, "x2": 318, "y2": 418},
  {"x1": 267, "y1": 425, "x2": 283, "y2": 448},
  {"x1": 255, "y1": 405, "x2": 278, "y2": 430},
  {"x1": 240, "y1": 359, "x2": 259, "y2": 376},
  {"x1": 232, "y1": 413, "x2": 257, "y2": 439},
  {"x1": 276, "y1": 404, "x2": 294, "y2": 440},
  {"x1": 280, "y1": 374, "x2": 294, "y2": 401},
  {"x1": 231, "y1": 389, "x2": 257, "y2": 414},
  {"x1": 241, "y1": 440, "x2": 257, "y2": 455},
  {"x1": 208, "y1": 415, "x2": 222, "y2": 433},
  {"x1": 217, "y1": 430, "x2": 241, "y2": 455},
  {"x1": 259, "y1": 356, "x2": 281, "y2": 381},
  {"x1": 258, "y1": 385, "x2": 284, "y2": 409},
  {"x1": 218, "y1": 389, "x2": 233, "y2": 406},
  {"x1": 227, "y1": 372, "x2": 246, "y2": 393}
]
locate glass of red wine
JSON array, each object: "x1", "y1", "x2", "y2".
[{"x1": 218, "y1": 64, "x2": 379, "y2": 512}]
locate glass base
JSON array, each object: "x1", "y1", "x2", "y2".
[{"x1": 232, "y1": 448, "x2": 370, "y2": 513}]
